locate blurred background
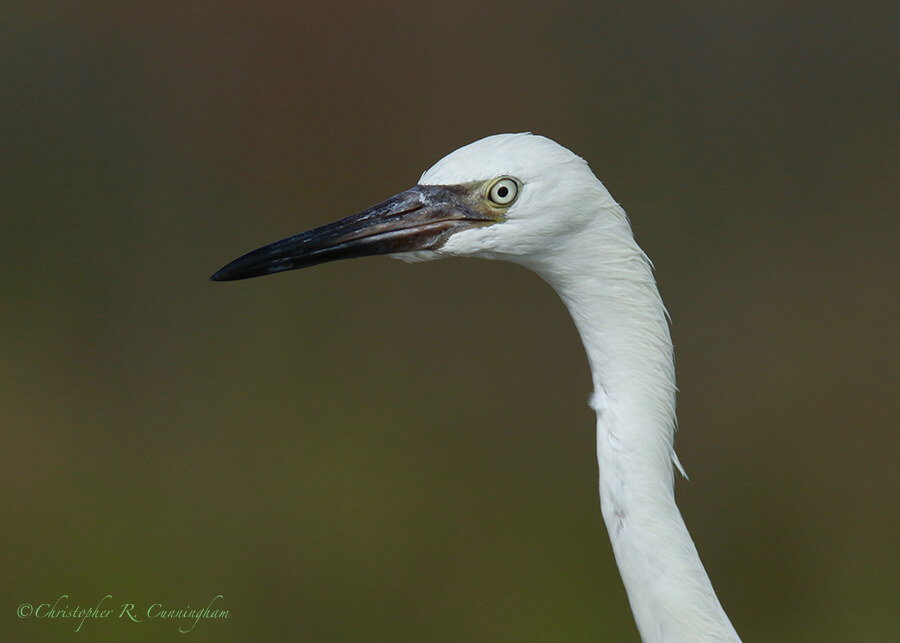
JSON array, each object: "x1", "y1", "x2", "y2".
[{"x1": 2, "y1": 2, "x2": 898, "y2": 641}]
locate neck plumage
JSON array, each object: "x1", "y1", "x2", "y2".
[{"x1": 527, "y1": 211, "x2": 740, "y2": 642}]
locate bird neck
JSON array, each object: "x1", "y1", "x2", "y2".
[{"x1": 528, "y1": 212, "x2": 740, "y2": 642}]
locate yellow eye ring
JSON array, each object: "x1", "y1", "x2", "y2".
[{"x1": 487, "y1": 177, "x2": 520, "y2": 206}]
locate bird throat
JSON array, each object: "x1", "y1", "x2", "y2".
[{"x1": 528, "y1": 218, "x2": 740, "y2": 642}]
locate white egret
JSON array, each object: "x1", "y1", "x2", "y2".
[{"x1": 212, "y1": 133, "x2": 741, "y2": 642}]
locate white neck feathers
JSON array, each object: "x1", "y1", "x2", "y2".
[{"x1": 526, "y1": 210, "x2": 740, "y2": 643}]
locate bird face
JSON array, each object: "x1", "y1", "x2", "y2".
[{"x1": 211, "y1": 133, "x2": 609, "y2": 282}]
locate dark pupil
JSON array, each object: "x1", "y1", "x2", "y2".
[{"x1": 497, "y1": 185, "x2": 509, "y2": 198}]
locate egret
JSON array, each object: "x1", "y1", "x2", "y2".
[{"x1": 212, "y1": 133, "x2": 741, "y2": 642}]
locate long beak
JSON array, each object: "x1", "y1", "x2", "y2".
[{"x1": 211, "y1": 184, "x2": 492, "y2": 282}]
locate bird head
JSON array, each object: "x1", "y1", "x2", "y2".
[{"x1": 210, "y1": 133, "x2": 618, "y2": 281}]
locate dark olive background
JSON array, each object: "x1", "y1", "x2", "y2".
[{"x1": 2, "y1": 2, "x2": 898, "y2": 641}]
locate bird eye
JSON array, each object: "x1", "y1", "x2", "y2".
[{"x1": 487, "y1": 177, "x2": 519, "y2": 206}]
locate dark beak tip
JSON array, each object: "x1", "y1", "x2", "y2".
[
  {"x1": 210, "y1": 252, "x2": 276, "y2": 282},
  {"x1": 210, "y1": 261, "x2": 256, "y2": 282}
]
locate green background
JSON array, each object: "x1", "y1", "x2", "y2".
[{"x1": 3, "y1": 2, "x2": 898, "y2": 641}]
